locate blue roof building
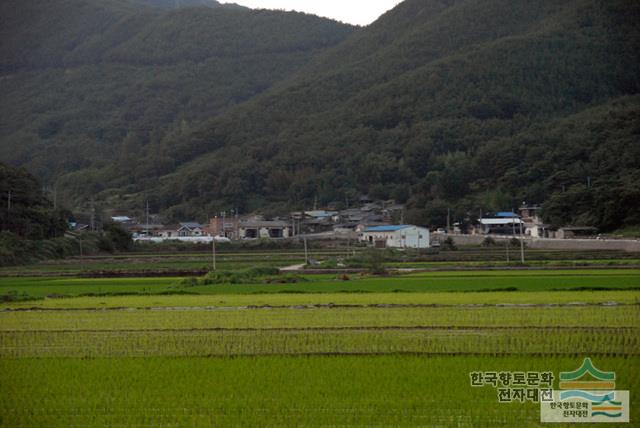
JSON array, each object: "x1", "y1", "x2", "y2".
[
  {"x1": 495, "y1": 212, "x2": 520, "y2": 218},
  {"x1": 361, "y1": 224, "x2": 430, "y2": 248},
  {"x1": 363, "y1": 225, "x2": 412, "y2": 232}
]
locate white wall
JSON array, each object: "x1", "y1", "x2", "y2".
[
  {"x1": 362, "y1": 226, "x2": 430, "y2": 248},
  {"x1": 388, "y1": 226, "x2": 430, "y2": 248}
]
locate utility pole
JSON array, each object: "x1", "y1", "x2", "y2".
[
  {"x1": 346, "y1": 236, "x2": 350, "y2": 257},
  {"x1": 447, "y1": 208, "x2": 451, "y2": 233},
  {"x1": 211, "y1": 238, "x2": 216, "y2": 271},
  {"x1": 90, "y1": 199, "x2": 95, "y2": 232},
  {"x1": 235, "y1": 208, "x2": 239, "y2": 239},
  {"x1": 145, "y1": 200, "x2": 150, "y2": 236},
  {"x1": 506, "y1": 238, "x2": 510, "y2": 262},
  {"x1": 5, "y1": 190, "x2": 11, "y2": 231},
  {"x1": 304, "y1": 237, "x2": 309, "y2": 266},
  {"x1": 519, "y1": 218, "x2": 525, "y2": 263}
]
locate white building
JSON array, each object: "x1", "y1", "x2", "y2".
[{"x1": 361, "y1": 225, "x2": 430, "y2": 248}]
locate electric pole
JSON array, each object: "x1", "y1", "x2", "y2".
[
  {"x1": 519, "y1": 218, "x2": 525, "y2": 263},
  {"x1": 145, "y1": 200, "x2": 150, "y2": 236},
  {"x1": 90, "y1": 199, "x2": 95, "y2": 232},
  {"x1": 304, "y1": 237, "x2": 309, "y2": 266},
  {"x1": 212, "y1": 238, "x2": 216, "y2": 271},
  {"x1": 506, "y1": 238, "x2": 510, "y2": 262}
]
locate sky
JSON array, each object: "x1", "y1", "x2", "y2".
[{"x1": 219, "y1": 0, "x2": 404, "y2": 26}]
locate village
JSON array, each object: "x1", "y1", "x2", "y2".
[{"x1": 79, "y1": 197, "x2": 614, "y2": 251}]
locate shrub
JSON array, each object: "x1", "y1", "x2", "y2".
[
  {"x1": 481, "y1": 236, "x2": 497, "y2": 247},
  {"x1": 441, "y1": 237, "x2": 458, "y2": 251},
  {"x1": 198, "y1": 266, "x2": 283, "y2": 285}
]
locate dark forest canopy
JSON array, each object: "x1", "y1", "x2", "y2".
[
  {"x1": 0, "y1": 163, "x2": 68, "y2": 240},
  {"x1": 0, "y1": 0, "x2": 355, "y2": 195},
  {"x1": 1, "y1": 0, "x2": 639, "y2": 231}
]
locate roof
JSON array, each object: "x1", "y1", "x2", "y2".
[
  {"x1": 179, "y1": 222, "x2": 203, "y2": 229},
  {"x1": 495, "y1": 212, "x2": 520, "y2": 218},
  {"x1": 364, "y1": 225, "x2": 414, "y2": 232},
  {"x1": 240, "y1": 220, "x2": 289, "y2": 228},
  {"x1": 480, "y1": 218, "x2": 524, "y2": 225},
  {"x1": 305, "y1": 210, "x2": 338, "y2": 218}
]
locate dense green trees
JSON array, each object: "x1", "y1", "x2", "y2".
[
  {"x1": 0, "y1": 0, "x2": 354, "y2": 200},
  {"x1": 1, "y1": 0, "x2": 639, "y2": 231},
  {"x1": 0, "y1": 163, "x2": 68, "y2": 240}
]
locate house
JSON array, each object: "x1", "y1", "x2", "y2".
[
  {"x1": 360, "y1": 225, "x2": 430, "y2": 249},
  {"x1": 304, "y1": 210, "x2": 338, "y2": 220},
  {"x1": 158, "y1": 225, "x2": 180, "y2": 238},
  {"x1": 209, "y1": 216, "x2": 240, "y2": 239},
  {"x1": 518, "y1": 204, "x2": 552, "y2": 238},
  {"x1": 238, "y1": 219, "x2": 291, "y2": 239},
  {"x1": 555, "y1": 227, "x2": 598, "y2": 239},
  {"x1": 68, "y1": 222, "x2": 89, "y2": 232},
  {"x1": 128, "y1": 224, "x2": 165, "y2": 237},
  {"x1": 476, "y1": 212, "x2": 524, "y2": 235},
  {"x1": 177, "y1": 222, "x2": 204, "y2": 237}
]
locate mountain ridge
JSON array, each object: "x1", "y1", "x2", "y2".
[{"x1": 1, "y1": 0, "x2": 639, "y2": 230}]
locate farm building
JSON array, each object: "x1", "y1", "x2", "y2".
[
  {"x1": 239, "y1": 220, "x2": 291, "y2": 239},
  {"x1": 361, "y1": 225, "x2": 430, "y2": 249},
  {"x1": 476, "y1": 212, "x2": 524, "y2": 235}
]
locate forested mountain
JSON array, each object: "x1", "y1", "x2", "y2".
[
  {"x1": 2, "y1": 0, "x2": 639, "y2": 231},
  {"x1": 0, "y1": 0, "x2": 354, "y2": 199},
  {"x1": 147, "y1": 0, "x2": 640, "y2": 229}
]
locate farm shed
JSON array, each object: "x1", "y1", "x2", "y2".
[{"x1": 361, "y1": 225, "x2": 430, "y2": 249}]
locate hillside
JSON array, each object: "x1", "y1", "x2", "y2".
[
  {"x1": 0, "y1": 0, "x2": 354, "y2": 192},
  {"x1": 144, "y1": 0, "x2": 639, "y2": 229},
  {"x1": 2, "y1": 0, "x2": 639, "y2": 231}
]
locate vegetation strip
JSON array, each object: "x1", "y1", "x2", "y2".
[
  {"x1": 2, "y1": 301, "x2": 635, "y2": 312},
  {"x1": 3, "y1": 326, "x2": 634, "y2": 333}
]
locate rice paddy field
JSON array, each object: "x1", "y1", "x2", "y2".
[{"x1": 0, "y1": 249, "x2": 639, "y2": 426}]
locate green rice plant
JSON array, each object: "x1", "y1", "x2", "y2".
[
  {"x1": 3, "y1": 290, "x2": 639, "y2": 310},
  {"x1": 1, "y1": 356, "x2": 638, "y2": 426},
  {"x1": 1, "y1": 306, "x2": 637, "y2": 332},
  {"x1": 1, "y1": 327, "x2": 637, "y2": 358}
]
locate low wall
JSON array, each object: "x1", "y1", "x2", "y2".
[{"x1": 434, "y1": 233, "x2": 640, "y2": 252}]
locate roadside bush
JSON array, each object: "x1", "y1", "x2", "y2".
[
  {"x1": 198, "y1": 266, "x2": 283, "y2": 285},
  {"x1": 509, "y1": 237, "x2": 522, "y2": 247},
  {"x1": 481, "y1": 237, "x2": 497, "y2": 247},
  {"x1": 441, "y1": 237, "x2": 458, "y2": 251},
  {"x1": 345, "y1": 249, "x2": 388, "y2": 275},
  {"x1": 102, "y1": 222, "x2": 133, "y2": 252}
]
